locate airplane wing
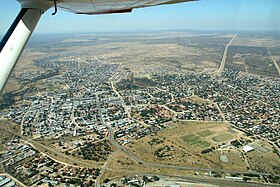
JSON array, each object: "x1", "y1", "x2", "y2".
[
  {"x1": 55, "y1": 0, "x2": 195, "y2": 15},
  {"x1": 0, "y1": 0, "x2": 195, "y2": 95}
]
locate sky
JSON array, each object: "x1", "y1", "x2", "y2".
[{"x1": 0, "y1": 0, "x2": 280, "y2": 36}]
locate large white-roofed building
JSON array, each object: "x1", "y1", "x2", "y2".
[{"x1": 243, "y1": 145, "x2": 254, "y2": 153}]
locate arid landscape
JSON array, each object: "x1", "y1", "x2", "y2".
[{"x1": 0, "y1": 30, "x2": 280, "y2": 187}]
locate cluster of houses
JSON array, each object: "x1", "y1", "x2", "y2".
[
  {"x1": 174, "y1": 101, "x2": 222, "y2": 121},
  {"x1": 1, "y1": 138, "x2": 36, "y2": 168},
  {"x1": 131, "y1": 105, "x2": 173, "y2": 125},
  {"x1": 2, "y1": 65, "x2": 279, "y2": 150},
  {"x1": 3, "y1": 63, "x2": 121, "y2": 139},
  {"x1": 116, "y1": 69, "x2": 279, "y2": 152},
  {"x1": 1, "y1": 138, "x2": 100, "y2": 186},
  {"x1": 110, "y1": 118, "x2": 164, "y2": 145}
]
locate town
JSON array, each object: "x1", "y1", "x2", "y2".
[
  {"x1": 0, "y1": 31, "x2": 280, "y2": 186},
  {"x1": 1, "y1": 59, "x2": 279, "y2": 186}
]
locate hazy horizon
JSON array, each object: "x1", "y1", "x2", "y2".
[
  {"x1": 2, "y1": 28, "x2": 280, "y2": 39},
  {"x1": 1, "y1": 0, "x2": 280, "y2": 37}
]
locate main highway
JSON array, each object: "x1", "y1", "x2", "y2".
[{"x1": 217, "y1": 34, "x2": 238, "y2": 74}]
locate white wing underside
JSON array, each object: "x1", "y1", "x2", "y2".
[{"x1": 42, "y1": 0, "x2": 194, "y2": 14}]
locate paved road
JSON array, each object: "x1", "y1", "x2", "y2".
[
  {"x1": 217, "y1": 34, "x2": 238, "y2": 74},
  {"x1": 156, "y1": 174, "x2": 280, "y2": 187},
  {"x1": 267, "y1": 47, "x2": 280, "y2": 77},
  {"x1": 111, "y1": 82, "x2": 131, "y2": 118}
]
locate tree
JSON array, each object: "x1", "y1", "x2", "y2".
[
  {"x1": 152, "y1": 175, "x2": 159, "y2": 181},
  {"x1": 142, "y1": 175, "x2": 148, "y2": 182},
  {"x1": 89, "y1": 180, "x2": 94, "y2": 186},
  {"x1": 103, "y1": 178, "x2": 110, "y2": 184}
]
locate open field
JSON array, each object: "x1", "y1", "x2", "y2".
[
  {"x1": 219, "y1": 151, "x2": 247, "y2": 172},
  {"x1": 187, "y1": 95, "x2": 212, "y2": 105},
  {"x1": 124, "y1": 121, "x2": 248, "y2": 171},
  {"x1": 246, "y1": 140, "x2": 280, "y2": 175}
]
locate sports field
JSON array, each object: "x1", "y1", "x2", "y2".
[
  {"x1": 212, "y1": 133, "x2": 234, "y2": 142},
  {"x1": 181, "y1": 134, "x2": 210, "y2": 148}
]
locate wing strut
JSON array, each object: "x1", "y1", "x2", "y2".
[
  {"x1": 0, "y1": 8, "x2": 42, "y2": 95},
  {"x1": 0, "y1": 1, "x2": 52, "y2": 95}
]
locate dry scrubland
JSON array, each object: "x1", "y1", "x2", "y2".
[
  {"x1": 228, "y1": 34, "x2": 280, "y2": 77},
  {"x1": 124, "y1": 121, "x2": 248, "y2": 171},
  {"x1": 103, "y1": 121, "x2": 279, "y2": 182},
  {"x1": 102, "y1": 151, "x2": 195, "y2": 182},
  {"x1": 56, "y1": 32, "x2": 231, "y2": 74}
]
